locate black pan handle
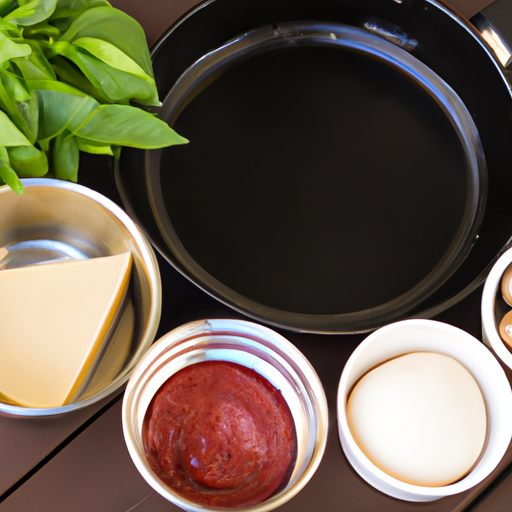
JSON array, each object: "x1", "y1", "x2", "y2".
[{"x1": 471, "y1": 0, "x2": 512, "y2": 68}]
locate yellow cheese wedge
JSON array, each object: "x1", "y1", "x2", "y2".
[
  {"x1": 80, "y1": 298, "x2": 134, "y2": 400},
  {"x1": 0, "y1": 252, "x2": 132, "y2": 408}
]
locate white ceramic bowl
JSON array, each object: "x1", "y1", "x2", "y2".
[
  {"x1": 337, "y1": 318, "x2": 512, "y2": 502},
  {"x1": 123, "y1": 318, "x2": 328, "y2": 512},
  {"x1": 482, "y1": 247, "x2": 512, "y2": 369}
]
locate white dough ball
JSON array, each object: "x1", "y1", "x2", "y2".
[{"x1": 346, "y1": 351, "x2": 487, "y2": 487}]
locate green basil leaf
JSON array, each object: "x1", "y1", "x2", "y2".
[
  {"x1": 49, "y1": 0, "x2": 110, "y2": 32},
  {"x1": 11, "y1": 39, "x2": 56, "y2": 80},
  {"x1": 0, "y1": 109, "x2": 31, "y2": 146},
  {"x1": 58, "y1": 7, "x2": 154, "y2": 80},
  {"x1": 49, "y1": 54, "x2": 111, "y2": 103},
  {"x1": 0, "y1": 146, "x2": 24, "y2": 194},
  {"x1": 29, "y1": 82, "x2": 99, "y2": 140},
  {"x1": 28, "y1": 76, "x2": 91, "y2": 95},
  {"x1": 21, "y1": 20, "x2": 61, "y2": 39},
  {"x1": 0, "y1": 31, "x2": 31, "y2": 67},
  {"x1": 5, "y1": 0, "x2": 58, "y2": 26},
  {"x1": 76, "y1": 136, "x2": 112, "y2": 155},
  {"x1": 0, "y1": 20, "x2": 23, "y2": 39},
  {"x1": 53, "y1": 40, "x2": 159, "y2": 105},
  {"x1": 53, "y1": 129, "x2": 78, "y2": 181},
  {"x1": 73, "y1": 37, "x2": 152, "y2": 81},
  {"x1": 38, "y1": 137, "x2": 49, "y2": 152},
  {"x1": 0, "y1": 0, "x2": 18, "y2": 17},
  {"x1": 0, "y1": 69, "x2": 30, "y2": 103},
  {"x1": 7, "y1": 143, "x2": 48, "y2": 177},
  {"x1": 0, "y1": 70, "x2": 38, "y2": 142},
  {"x1": 51, "y1": 0, "x2": 110, "y2": 18},
  {"x1": 72, "y1": 104, "x2": 188, "y2": 148},
  {"x1": 0, "y1": 1, "x2": 186, "y2": 191}
]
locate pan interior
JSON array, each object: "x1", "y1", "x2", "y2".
[{"x1": 149, "y1": 24, "x2": 480, "y2": 322}]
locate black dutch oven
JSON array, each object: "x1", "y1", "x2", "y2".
[{"x1": 115, "y1": 0, "x2": 512, "y2": 334}]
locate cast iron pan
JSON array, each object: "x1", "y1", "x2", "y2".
[{"x1": 115, "y1": 0, "x2": 512, "y2": 333}]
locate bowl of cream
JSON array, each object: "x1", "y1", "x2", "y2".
[{"x1": 337, "y1": 318, "x2": 512, "y2": 502}]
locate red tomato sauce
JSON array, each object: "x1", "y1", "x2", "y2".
[{"x1": 142, "y1": 360, "x2": 297, "y2": 508}]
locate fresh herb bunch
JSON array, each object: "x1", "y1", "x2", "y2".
[{"x1": 0, "y1": 0, "x2": 187, "y2": 194}]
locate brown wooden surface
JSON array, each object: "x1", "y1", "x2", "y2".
[
  {"x1": 2, "y1": 279, "x2": 512, "y2": 512},
  {"x1": 447, "y1": 0, "x2": 496, "y2": 18},
  {"x1": 470, "y1": 467, "x2": 512, "y2": 512},
  {"x1": 0, "y1": 398, "x2": 156, "y2": 512},
  {"x1": 0, "y1": 392, "x2": 120, "y2": 499}
]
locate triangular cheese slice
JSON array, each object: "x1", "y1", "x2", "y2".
[
  {"x1": 0, "y1": 252, "x2": 132, "y2": 408},
  {"x1": 80, "y1": 298, "x2": 135, "y2": 400}
]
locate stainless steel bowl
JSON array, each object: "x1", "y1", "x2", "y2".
[
  {"x1": 122, "y1": 318, "x2": 328, "y2": 512},
  {"x1": 0, "y1": 178, "x2": 161, "y2": 417}
]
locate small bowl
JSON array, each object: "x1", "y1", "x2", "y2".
[
  {"x1": 0, "y1": 178, "x2": 161, "y2": 417},
  {"x1": 481, "y1": 247, "x2": 512, "y2": 368},
  {"x1": 122, "y1": 318, "x2": 328, "y2": 512},
  {"x1": 337, "y1": 318, "x2": 512, "y2": 502}
]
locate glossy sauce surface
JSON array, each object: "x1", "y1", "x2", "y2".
[{"x1": 143, "y1": 361, "x2": 297, "y2": 507}]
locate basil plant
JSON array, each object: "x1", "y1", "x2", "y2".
[{"x1": 0, "y1": 0, "x2": 187, "y2": 193}]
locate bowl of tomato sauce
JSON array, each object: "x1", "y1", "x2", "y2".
[{"x1": 122, "y1": 318, "x2": 328, "y2": 511}]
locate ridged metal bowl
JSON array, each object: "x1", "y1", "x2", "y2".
[{"x1": 122, "y1": 318, "x2": 328, "y2": 512}]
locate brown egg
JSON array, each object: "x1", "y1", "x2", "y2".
[
  {"x1": 499, "y1": 310, "x2": 512, "y2": 351},
  {"x1": 501, "y1": 264, "x2": 512, "y2": 306}
]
